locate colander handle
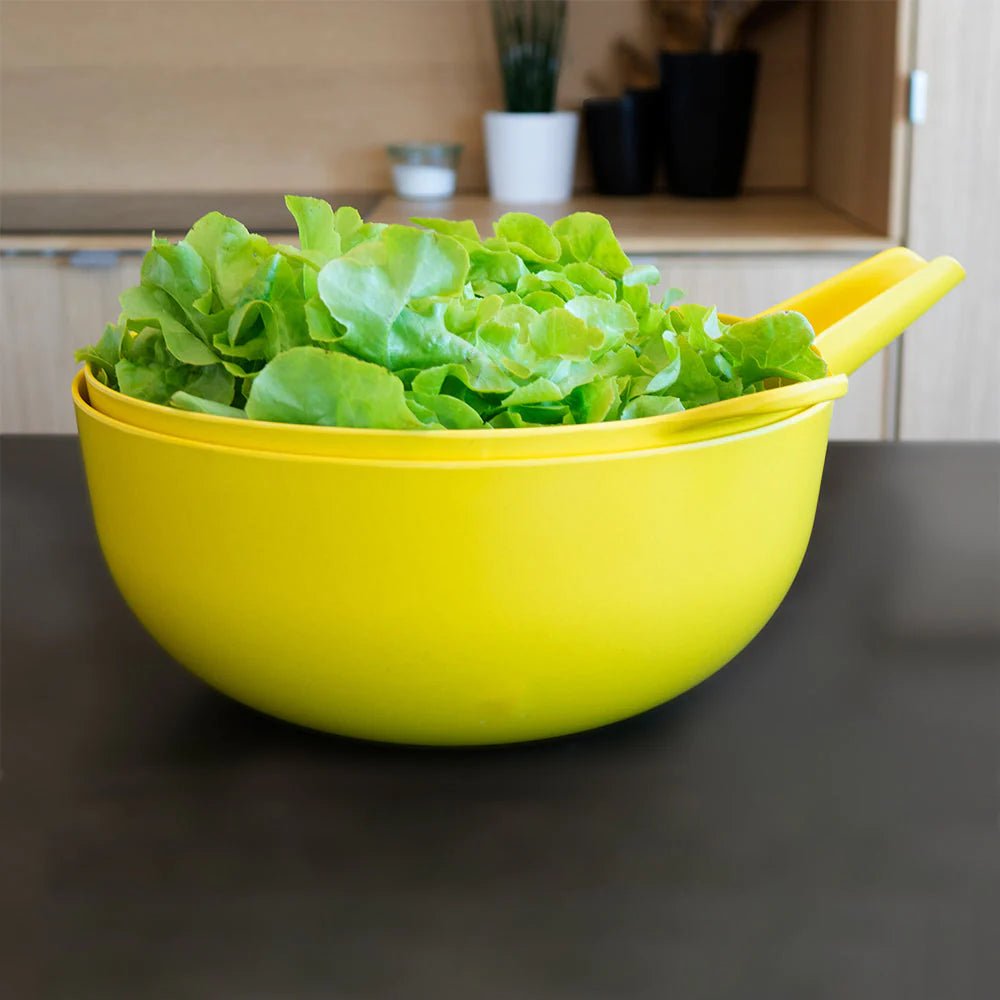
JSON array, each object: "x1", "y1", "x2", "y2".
[
  {"x1": 759, "y1": 248, "x2": 966, "y2": 376},
  {"x1": 814, "y1": 255, "x2": 965, "y2": 376},
  {"x1": 763, "y1": 247, "x2": 926, "y2": 333}
]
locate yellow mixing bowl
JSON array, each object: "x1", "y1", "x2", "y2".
[
  {"x1": 82, "y1": 248, "x2": 963, "y2": 461},
  {"x1": 75, "y1": 370, "x2": 833, "y2": 745},
  {"x1": 85, "y1": 363, "x2": 846, "y2": 459}
]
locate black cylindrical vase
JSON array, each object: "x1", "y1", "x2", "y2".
[
  {"x1": 659, "y1": 51, "x2": 759, "y2": 198},
  {"x1": 583, "y1": 88, "x2": 660, "y2": 196}
]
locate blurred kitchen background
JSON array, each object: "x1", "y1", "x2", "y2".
[{"x1": 1, "y1": 0, "x2": 996, "y2": 441}]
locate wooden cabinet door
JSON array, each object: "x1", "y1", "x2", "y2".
[
  {"x1": 635, "y1": 253, "x2": 891, "y2": 440},
  {"x1": 0, "y1": 253, "x2": 141, "y2": 433},
  {"x1": 900, "y1": 0, "x2": 1000, "y2": 440}
]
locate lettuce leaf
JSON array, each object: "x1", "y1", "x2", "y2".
[
  {"x1": 245, "y1": 347, "x2": 426, "y2": 429},
  {"x1": 316, "y1": 226, "x2": 470, "y2": 368},
  {"x1": 718, "y1": 311, "x2": 827, "y2": 384},
  {"x1": 77, "y1": 198, "x2": 829, "y2": 430},
  {"x1": 551, "y1": 212, "x2": 632, "y2": 278}
]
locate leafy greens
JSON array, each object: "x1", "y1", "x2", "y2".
[{"x1": 77, "y1": 197, "x2": 827, "y2": 430}]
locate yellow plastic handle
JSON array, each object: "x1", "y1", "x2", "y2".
[
  {"x1": 814, "y1": 255, "x2": 965, "y2": 376},
  {"x1": 759, "y1": 248, "x2": 966, "y2": 376},
  {"x1": 764, "y1": 247, "x2": 929, "y2": 334}
]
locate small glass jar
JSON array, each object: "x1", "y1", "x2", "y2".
[{"x1": 387, "y1": 142, "x2": 462, "y2": 200}]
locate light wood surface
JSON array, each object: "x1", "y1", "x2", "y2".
[
  {"x1": 899, "y1": 0, "x2": 1000, "y2": 440},
  {"x1": 887, "y1": 0, "x2": 915, "y2": 242},
  {"x1": 0, "y1": 192, "x2": 893, "y2": 256},
  {"x1": 0, "y1": 256, "x2": 141, "y2": 433},
  {"x1": 737, "y1": 1, "x2": 813, "y2": 193},
  {"x1": 811, "y1": 0, "x2": 903, "y2": 238},
  {"x1": 372, "y1": 193, "x2": 891, "y2": 254},
  {"x1": 0, "y1": 0, "x2": 810, "y2": 196}
]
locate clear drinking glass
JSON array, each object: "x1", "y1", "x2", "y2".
[{"x1": 387, "y1": 142, "x2": 462, "y2": 200}]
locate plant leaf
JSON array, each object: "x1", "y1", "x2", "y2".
[
  {"x1": 317, "y1": 225, "x2": 470, "y2": 367},
  {"x1": 245, "y1": 346, "x2": 425, "y2": 429},
  {"x1": 551, "y1": 212, "x2": 632, "y2": 278},
  {"x1": 718, "y1": 311, "x2": 827, "y2": 384}
]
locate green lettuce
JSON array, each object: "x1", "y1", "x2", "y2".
[
  {"x1": 245, "y1": 347, "x2": 424, "y2": 429},
  {"x1": 76, "y1": 197, "x2": 828, "y2": 430}
]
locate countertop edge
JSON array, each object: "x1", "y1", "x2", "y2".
[{"x1": 1, "y1": 191, "x2": 893, "y2": 256}]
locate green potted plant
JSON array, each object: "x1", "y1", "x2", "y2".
[
  {"x1": 484, "y1": 0, "x2": 576, "y2": 203},
  {"x1": 654, "y1": 0, "x2": 771, "y2": 197}
]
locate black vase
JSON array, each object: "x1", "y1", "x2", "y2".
[
  {"x1": 583, "y1": 88, "x2": 660, "y2": 196},
  {"x1": 659, "y1": 51, "x2": 759, "y2": 198}
]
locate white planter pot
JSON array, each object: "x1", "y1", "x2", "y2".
[{"x1": 483, "y1": 111, "x2": 579, "y2": 204}]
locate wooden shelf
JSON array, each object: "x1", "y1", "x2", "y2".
[
  {"x1": 372, "y1": 192, "x2": 893, "y2": 255},
  {"x1": 0, "y1": 231, "x2": 290, "y2": 254},
  {"x1": 0, "y1": 192, "x2": 893, "y2": 256},
  {"x1": 0, "y1": 190, "x2": 378, "y2": 245}
]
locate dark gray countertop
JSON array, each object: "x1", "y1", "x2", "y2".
[
  {"x1": 0, "y1": 192, "x2": 380, "y2": 235},
  {"x1": 2, "y1": 438, "x2": 999, "y2": 999}
]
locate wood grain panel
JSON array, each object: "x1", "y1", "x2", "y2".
[
  {"x1": 899, "y1": 0, "x2": 1000, "y2": 440},
  {"x1": 0, "y1": 255, "x2": 141, "y2": 433},
  {"x1": 811, "y1": 0, "x2": 904, "y2": 237},
  {"x1": 741, "y1": 0, "x2": 813, "y2": 192},
  {"x1": 0, "y1": 0, "x2": 809, "y2": 195},
  {"x1": 632, "y1": 252, "x2": 889, "y2": 440}
]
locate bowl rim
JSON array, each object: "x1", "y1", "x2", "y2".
[
  {"x1": 74, "y1": 369, "x2": 834, "y2": 470},
  {"x1": 82, "y1": 363, "x2": 845, "y2": 450}
]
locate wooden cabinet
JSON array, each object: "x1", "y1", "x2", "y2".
[
  {"x1": 0, "y1": 0, "x2": 922, "y2": 441},
  {"x1": 899, "y1": 0, "x2": 1000, "y2": 440},
  {"x1": 1, "y1": 0, "x2": 994, "y2": 441},
  {"x1": 0, "y1": 253, "x2": 141, "y2": 433}
]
